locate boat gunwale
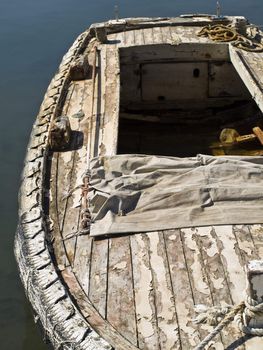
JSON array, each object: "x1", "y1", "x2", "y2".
[{"x1": 14, "y1": 27, "x2": 112, "y2": 350}]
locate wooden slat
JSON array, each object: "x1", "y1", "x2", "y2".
[
  {"x1": 152, "y1": 26, "x2": 163, "y2": 44},
  {"x1": 91, "y1": 48, "x2": 102, "y2": 158},
  {"x1": 246, "y1": 226, "x2": 263, "y2": 348},
  {"x1": 147, "y1": 231, "x2": 181, "y2": 350},
  {"x1": 62, "y1": 266, "x2": 139, "y2": 350},
  {"x1": 143, "y1": 28, "x2": 154, "y2": 45},
  {"x1": 56, "y1": 82, "x2": 77, "y2": 228},
  {"x1": 180, "y1": 228, "x2": 213, "y2": 304},
  {"x1": 214, "y1": 226, "x2": 246, "y2": 303},
  {"x1": 249, "y1": 224, "x2": 263, "y2": 257},
  {"x1": 59, "y1": 81, "x2": 86, "y2": 264},
  {"x1": 169, "y1": 26, "x2": 181, "y2": 45},
  {"x1": 193, "y1": 226, "x2": 238, "y2": 348},
  {"x1": 88, "y1": 238, "x2": 109, "y2": 318},
  {"x1": 213, "y1": 226, "x2": 247, "y2": 349},
  {"x1": 101, "y1": 36, "x2": 120, "y2": 156},
  {"x1": 87, "y1": 48, "x2": 100, "y2": 159},
  {"x1": 124, "y1": 29, "x2": 136, "y2": 46},
  {"x1": 72, "y1": 78, "x2": 94, "y2": 291},
  {"x1": 130, "y1": 234, "x2": 159, "y2": 350},
  {"x1": 180, "y1": 228, "x2": 222, "y2": 346},
  {"x1": 115, "y1": 31, "x2": 125, "y2": 48},
  {"x1": 165, "y1": 229, "x2": 201, "y2": 349},
  {"x1": 233, "y1": 225, "x2": 259, "y2": 263},
  {"x1": 134, "y1": 29, "x2": 145, "y2": 46},
  {"x1": 161, "y1": 26, "x2": 173, "y2": 44},
  {"x1": 80, "y1": 79, "x2": 92, "y2": 146},
  {"x1": 72, "y1": 235, "x2": 92, "y2": 293},
  {"x1": 107, "y1": 236, "x2": 138, "y2": 346}
]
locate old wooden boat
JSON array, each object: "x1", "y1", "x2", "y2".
[{"x1": 15, "y1": 14, "x2": 263, "y2": 350}]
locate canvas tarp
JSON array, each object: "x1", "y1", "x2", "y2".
[{"x1": 89, "y1": 154, "x2": 263, "y2": 236}]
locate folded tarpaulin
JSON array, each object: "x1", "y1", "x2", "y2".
[{"x1": 88, "y1": 154, "x2": 263, "y2": 236}]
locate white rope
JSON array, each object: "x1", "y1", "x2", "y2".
[
  {"x1": 193, "y1": 296, "x2": 263, "y2": 350},
  {"x1": 235, "y1": 296, "x2": 263, "y2": 337},
  {"x1": 193, "y1": 302, "x2": 244, "y2": 350}
]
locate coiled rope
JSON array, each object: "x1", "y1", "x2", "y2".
[
  {"x1": 193, "y1": 296, "x2": 263, "y2": 350},
  {"x1": 197, "y1": 24, "x2": 263, "y2": 52}
]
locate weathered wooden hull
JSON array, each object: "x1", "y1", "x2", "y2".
[
  {"x1": 15, "y1": 15, "x2": 263, "y2": 350},
  {"x1": 14, "y1": 29, "x2": 111, "y2": 350}
]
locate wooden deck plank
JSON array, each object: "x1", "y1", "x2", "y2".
[
  {"x1": 165, "y1": 230, "x2": 201, "y2": 349},
  {"x1": 249, "y1": 225, "x2": 263, "y2": 257},
  {"x1": 124, "y1": 29, "x2": 136, "y2": 46},
  {"x1": 180, "y1": 228, "x2": 222, "y2": 346},
  {"x1": 58, "y1": 81, "x2": 86, "y2": 265},
  {"x1": 213, "y1": 226, "x2": 248, "y2": 349},
  {"x1": 169, "y1": 26, "x2": 180, "y2": 44},
  {"x1": 91, "y1": 47, "x2": 103, "y2": 158},
  {"x1": 143, "y1": 28, "x2": 154, "y2": 45},
  {"x1": 73, "y1": 60, "x2": 94, "y2": 295},
  {"x1": 72, "y1": 235, "x2": 93, "y2": 293},
  {"x1": 130, "y1": 234, "x2": 159, "y2": 350},
  {"x1": 88, "y1": 47, "x2": 100, "y2": 159},
  {"x1": 193, "y1": 226, "x2": 240, "y2": 348},
  {"x1": 147, "y1": 231, "x2": 180, "y2": 350},
  {"x1": 79, "y1": 79, "x2": 92, "y2": 146},
  {"x1": 194, "y1": 227, "x2": 233, "y2": 305},
  {"x1": 160, "y1": 26, "x2": 173, "y2": 44},
  {"x1": 62, "y1": 266, "x2": 139, "y2": 350},
  {"x1": 180, "y1": 228, "x2": 213, "y2": 304},
  {"x1": 233, "y1": 225, "x2": 260, "y2": 263},
  {"x1": 134, "y1": 29, "x2": 145, "y2": 46},
  {"x1": 152, "y1": 27, "x2": 163, "y2": 44},
  {"x1": 106, "y1": 236, "x2": 138, "y2": 346},
  {"x1": 88, "y1": 238, "x2": 109, "y2": 318},
  {"x1": 97, "y1": 45, "x2": 107, "y2": 157},
  {"x1": 56, "y1": 82, "x2": 77, "y2": 229},
  {"x1": 214, "y1": 226, "x2": 246, "y2": 304},
  {"x1": 72, "y1": 75, "x2": 94, "y2": 290},
  {"x1": 101, "y1": 37, "x2": 120, "y2": 156},
  {"x1": 115, "y1": 31, "x2": 125, "y2": 48}
]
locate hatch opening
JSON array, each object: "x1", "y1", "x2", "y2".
[{"x1": 117, "y1": 44, "x2": 262, "y2": 157}]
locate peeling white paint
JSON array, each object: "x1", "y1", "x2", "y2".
[
  {"x1": 183, "y1": 228, "x2": 210, "y2": 296},
  {"x1": 148, "y1": 232, "x2": 180, "y2": 349}
]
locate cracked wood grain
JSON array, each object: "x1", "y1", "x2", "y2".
[
  {"x1": 165, "y1": 229, "x2": 201, "y2": 349},
  {"x1": 147, "y1": 231, "x2": 180, "y2": 350},
  {"x1": 88, "y1": 239, "x2": 109, "y2": 318},
  {"x1": 107, "y1": 236, "x2": 138, "y2": 346},
  {"x1": 130, "y1": 234, "x2": 159, "y2": 350}
]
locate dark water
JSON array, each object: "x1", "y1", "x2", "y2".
[{"x1": 0, "y1": 0, "x2": 262, "y2": 349}]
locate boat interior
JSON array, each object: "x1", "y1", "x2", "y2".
[
  {"x1": 118, "y1": 44, "x2": 263, "y2": 157},
  {"x1": 47, "y1": 23, "x2": 263, "y2": 350}
]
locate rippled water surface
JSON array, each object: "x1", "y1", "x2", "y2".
[{"x1": 0, "y1": 0, "x2": 262, "y2": 348}]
